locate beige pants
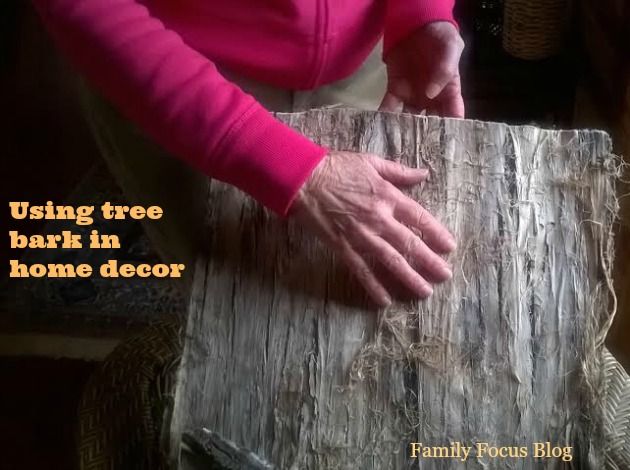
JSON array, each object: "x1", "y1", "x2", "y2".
[{"x1": 79, "y1": 44, "x2": 387, "y2": 279}]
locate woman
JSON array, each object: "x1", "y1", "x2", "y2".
[{"x1": 33, "y1": 0, "x2": 464, "y2": 306}]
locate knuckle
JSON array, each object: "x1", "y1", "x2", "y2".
[
  {"x1": 413, "y1": 208, "x2": 427, "y2": 228},
  {"x1": 368, "y1": 198, "x2": 390, "y2": 220},
  {"x1": 438, "y1": 64, "x2": 454, "y2": 79},
  {"x1": 357, "y1": 266, "x2": 372, "y2": 281},
  {"x1": 353, "y1": 265, "x2": 374, "y2": 284},
  {"x1": 405, "y1": 234, "x2": 423, "y2": 254},
  {"x1": 383, "y1": 252, "x2": 405, "y2": 271},
  {"x1": 381, "y1": 182, "x2": 404, "y2": 202},
  {"x1": 452, "y1": 34, "x2": 464, "y2": 49}
]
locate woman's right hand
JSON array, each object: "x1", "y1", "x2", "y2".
[{"x1": 289, "y1": 150, "x2": 456, "y2": 307}]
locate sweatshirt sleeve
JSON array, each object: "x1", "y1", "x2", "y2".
[
  {"x1": 383, "y1": 0, "x2": 457, "y2": 55},
  {"x1": 32, "y1": 0, "x2": 327, "y2": 216}
]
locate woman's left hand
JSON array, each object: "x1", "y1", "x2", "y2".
[{"x1": 380, "y1": 21, "x2": 465, "y2": 118}]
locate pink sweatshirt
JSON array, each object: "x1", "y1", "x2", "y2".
[{"x1": 33, "y1": 0, "x2": 455, "y2": 215}]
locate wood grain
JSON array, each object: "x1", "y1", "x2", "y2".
[{"x1": 171, "y1": 110, "x2": 619, "y2": 469}]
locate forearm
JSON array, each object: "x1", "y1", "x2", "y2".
[{"x1": 33, "y1": 0, "x2": 326, "y2": 214}]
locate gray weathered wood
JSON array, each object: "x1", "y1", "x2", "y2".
[{"x1": 171, "y1": 110, "x2": 619, "y2": 469}]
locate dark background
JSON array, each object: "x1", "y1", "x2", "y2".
[{"x1": 1, "y1": 1, "x2": 628, "y2": 468}]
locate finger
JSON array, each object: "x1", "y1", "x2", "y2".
[
  {"x1": 441, "y1": 90, "x2": 465, "y2": 119},
  {"x1": 426, "y1": 101, "x2": 442, "y2": 116},
  {"x1": 357, "y1": 229, "x2": 433, "y2": 298},
  {"x1": 393, "y1": 195, "x2": 456, "y2": 253},
  {"x1": 379, "y1": 92, "x2": 404, "y2": 112},
  {"x1": 298, "y1": 206, "x2": 392, "y2": 307},
  {"x1": 336, "y1": 241, "x2": 392, "y2": 307},
  {"x1": 402, "y1": 104, "x2": 425, "y2": 115},
  {"x1": 390, "y1": 80, "x2": 414, "y2": 101},
  {"x1": 381, "y1": 215, "x2": 452, "y2": 282},
  {"x1": 426, "y1": 100, "x2": 453, "y2": 117},
  {"x1": 431, "y1": 78, "x2": 465, "y2": 118},
  {"x1": 425, "y1": 106, "x2": 440, "y2": 117},
  {"x1": 368, "y1": 156, "x2": 429, "y2": 186},
  {"x1": 391, "y1": 81, "x2": 430, "y2": 113},
  {"x1": 425, "y1": 43, "x2": 463, "y2": 100}
]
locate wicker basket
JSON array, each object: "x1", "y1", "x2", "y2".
[
  {"x1": 601, "y1": 349, "x2": 630, "y2": 468},
  {"x1": 77, "y1": 317, "x2": 183, "y2": 470},
  {"x1": 503, "y1": 0, "x2": 571, "y2": 60}
]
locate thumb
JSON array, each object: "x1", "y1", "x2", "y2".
[
  {"x1": 425, "y1": 44, "x2": 461, "y2": 100},
  {"x1": 379, "y1": 92, "x2": 404, "y2": 112},
  {"x1": 368, "y1": 155, "x2": 429, "y2": 186}
]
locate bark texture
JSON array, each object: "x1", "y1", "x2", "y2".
[{"x1": 171, "y1": 110, "x2": 620, "y2": 469}]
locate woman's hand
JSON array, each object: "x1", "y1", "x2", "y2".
[
  {"x1": 380, "y1": 21, "x2": 465, "y2": 118},
  {"x1": 289, "y1": 151, "x2": 456, "y2": 307}
]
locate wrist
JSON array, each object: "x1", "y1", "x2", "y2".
[{"x1": 287, "y1": 152, "x2": 330, "y2": 217}]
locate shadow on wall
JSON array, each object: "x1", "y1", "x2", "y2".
[{"x1": 1, "y1": 1, "x2": 100, "y2": 269}]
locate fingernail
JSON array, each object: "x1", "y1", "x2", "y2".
[
  {"x1": 420, "y1": 284, "x2": 433, "y2": 298},
  {"x1": 416, "y1": 280, "x2": 433, "y2": 297},
  {"x1": 445, "y1": 236, "x2": 457, "y2": 252},
  {"x1": 382, "y1": 294, "x2": 392, "y2": 307},
  {"x1": 426, "y1": 83, "x2": 441, "y2": 99},
  {"x1": 439, "y1": 265, "x2": 453, "y2": 280}
]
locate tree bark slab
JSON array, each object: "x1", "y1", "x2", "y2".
[{"x1": 171, "y1": 110, "x2": 619, "y2": 469}]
